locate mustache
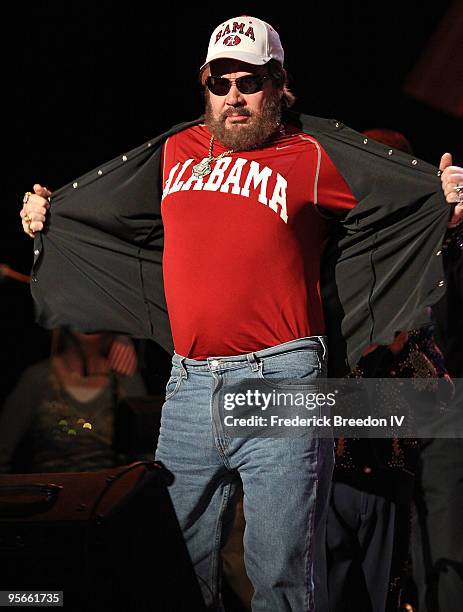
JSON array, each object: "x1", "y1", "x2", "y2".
[{"x1": 220, "y1": 107, "x2": 252, "y2": 121}]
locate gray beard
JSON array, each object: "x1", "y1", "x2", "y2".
[{"x1": 204, "y1": 92, "x2": 282, "y2": 151}]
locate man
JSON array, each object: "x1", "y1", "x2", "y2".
[{"x1": 19, "y1": 16, "x2": 463, "y2": 611}]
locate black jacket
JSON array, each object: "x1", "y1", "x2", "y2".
[{"x1": 30, "y1": 112, "x2": 450, "y2": 375}]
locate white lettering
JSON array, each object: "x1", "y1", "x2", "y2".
[
  {"x1": 220, "y1": 158, "x2": 248, "y2": 194},
  {"x1": 164, "y1": 157, "x2": 290, "y2": 223},
  {"x1": 268, "y1": 174, "x2": 288, "y2": 223},
  {"x1": 203, "y1": 158, "x2": 233, "y2": 191},
  {"x1": 168, "y1": 159, "x2": 194, "y2": 194},
  {"x1": 162, "y1": 162, "x2": 180, "y2": 199},
  {"x1": 241, "y1": 161, "x2": 272, "y2": 204},
  {"x1": 333, "y1": 416, "x2": 388, "y2": 427}
]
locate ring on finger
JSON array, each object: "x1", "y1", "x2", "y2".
[
  {"x1": 455, "y1": 184, "x2": 463, "y2": 194},
  {"x1": 24, "y1": 214, "x2": 35, "y2": 233},
  {"x1": 23, "y1": 191, "x2": 32, "y2": 205}
]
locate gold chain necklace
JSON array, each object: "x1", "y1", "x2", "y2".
[{"x1": 192, "y1": 136, "x2": 234, "y2": 178}]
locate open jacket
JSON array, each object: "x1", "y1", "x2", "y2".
[{"x1": 30, "y1": 112, "x2": 450, "y2": 375}]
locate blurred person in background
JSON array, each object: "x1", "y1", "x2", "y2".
[
  {"x1": 0, "y1": 328, "x2": 147, "y2": 473},
  {"x1": 325, "y1": 128, "x2": 454, "y2": 612},
  {"x1": 412, "y1": 221, "x2": 463, "y2": 612}
]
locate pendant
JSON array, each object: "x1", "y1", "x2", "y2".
[{"x1": 192, "y1": 157, "x2": 212, "y2": 178}]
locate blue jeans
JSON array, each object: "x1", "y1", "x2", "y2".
[{"x1": 155, "y1": 336, "x2": 334, "y2": 611}]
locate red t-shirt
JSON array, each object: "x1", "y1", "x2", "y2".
[{"x1": 161, "y1": 124, "x2": 357, "y2": 359}]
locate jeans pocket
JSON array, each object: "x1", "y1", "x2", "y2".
[
  {"x1": 257, "y1": 348, "x2": 322, "y2": 389},
  {"x1": 164, "y1": 365, "x2": 184, "y2": 400}
]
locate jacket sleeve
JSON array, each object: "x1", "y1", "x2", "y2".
[
  {"x1": 30, "y1": 119, "x2": 202, "y2": 356},
  {"x1": 296, "y1": 113, "x2": 450, "y2": 374}
]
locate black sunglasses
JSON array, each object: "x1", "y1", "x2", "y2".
[{"x1": 206, "y1": 74, "x2": 270, "y2": 96}]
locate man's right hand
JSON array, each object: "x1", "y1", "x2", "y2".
[{"x1": 20, "y1": 184, "x2": 52, "y2": 238}]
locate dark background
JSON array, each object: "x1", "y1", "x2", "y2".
[{"x1": 2, "y1": 2, "x2": 462, "y2": 400}]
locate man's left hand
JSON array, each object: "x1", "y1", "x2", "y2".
[{"x1": 439, "y1": 153, "x2": 463, "y2": 227}]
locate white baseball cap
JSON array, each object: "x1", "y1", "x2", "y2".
[{"x1": 200, "y1": 16, "x2": 284, "y2": 70}]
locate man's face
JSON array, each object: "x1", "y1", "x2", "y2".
[{"x1": 204, "y1": 59, "x2": 282, "y2": 151}]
